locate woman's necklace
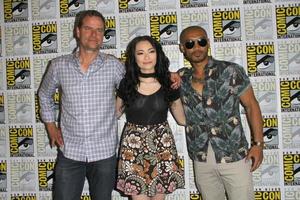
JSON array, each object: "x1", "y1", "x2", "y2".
[
  {"x1": 192, "y1": 74, "x2": 205, "y2": 84},
  {"x1": 139, "y1": 72, "x2": 156, "y2": 78}
]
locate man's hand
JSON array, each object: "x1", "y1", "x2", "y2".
[
  {"x1": 46, "y1": 123, "x2": 64, "y2": 148},
  {"x1": 170, "y1": 72, "x2": 182, "y2": 89},
  {"x1": 246, "y1": 146, "x2": 263, "y2": 172}
]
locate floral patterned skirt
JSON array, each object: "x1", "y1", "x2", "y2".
[{"x1": 116, "y1": 121, "x2": 184, "y2": 197}]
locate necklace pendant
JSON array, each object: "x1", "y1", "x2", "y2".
[{"x1": 192, "y1": 76, "x2": 205, "y2": 84}]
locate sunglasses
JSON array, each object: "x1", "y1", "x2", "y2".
[{"x1": 184, "y1": 38, "x2": 208, "y2": 49}]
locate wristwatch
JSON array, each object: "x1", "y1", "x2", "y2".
[{"x1": 252, "y1": 141, "x2": 265, "y2": 148}]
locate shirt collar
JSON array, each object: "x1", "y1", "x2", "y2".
[{"x1": 72, "y1": 50, "x2": 105, "y2": 73}]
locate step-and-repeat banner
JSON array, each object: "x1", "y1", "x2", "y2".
[{"x1": 0, "y1": 0, "x2": 299, "y2": 199}]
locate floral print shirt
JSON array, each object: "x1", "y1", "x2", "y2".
[{"x1": 179, "y1": 57, "x2": 251, "y2": 163}]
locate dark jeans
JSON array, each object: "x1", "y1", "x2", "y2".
[{"x1": 53, "y1": 151, "x2": 116, "y2": 200}]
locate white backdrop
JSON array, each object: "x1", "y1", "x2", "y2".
[{"x1": 0, "y1": 0, "x2": 300, "y2": 199}]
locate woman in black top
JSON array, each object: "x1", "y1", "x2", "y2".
[{"x1": 116, "y1": 35, "x2": 186, "y2": 200}]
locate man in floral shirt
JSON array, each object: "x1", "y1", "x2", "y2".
[{"x1": 178, "y1": 26, "x2": 263, "y2": 200}]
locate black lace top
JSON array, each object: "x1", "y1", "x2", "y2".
[{"x1": 117, "y1": 79, "x2": 180, "y2": 125}]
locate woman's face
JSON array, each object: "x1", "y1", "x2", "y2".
[{"x1": 134, "y1": 40, "x2": 157, "y2": 73}]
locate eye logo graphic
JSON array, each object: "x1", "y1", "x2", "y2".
[
  {"x1": 160, "y1": 24, "x2": 178, "y2": 44},
  {"x1": 263, "y1": 128, "x2": 278, "y2": 149},
  {"x1": 263, "y1": 116, "x2": 279, "y2": 149},
  {"x1": 119, "y1": 0, "x2": 145, "y2": 13},
  {"x1": 286, "y1": 16, "x2": 300, "y2": 37},
  {"x1": 41, "y1": 33, "x2": 57, "y2": 49},
  {"x1": 280, "y1": 80, "x2": 300, "y2": 112},
  {"x1": 150, "y1": 13, "x2": 178, "y2": 45},
  {"x1": 292, "y1": 127, "x2": 300, "y2": 143},
  {"x1": 259, "y1": 91, "x2": 277, "y2": 113},
  {"x1": 261, "y1": 165, "x2": 279, "y2": 180},
  {"x1": 255, "y1": 19, "x2": 273, "y2": 39},
  {"x1": 6, "y1": 58, "x2": 31, "y2": 90},
  {"x1": 102, "y1": 18, "x2": 116, "y2": 49},
  {"x1": 32, "y1": 0, "x2": 56, "y2": 20},
  {"x1": 38, "y1": 161, "x2": 55, "y2": 191},
  {"x1": 223, "y1": 20, "x2": 240, "y2": 37},
  {"x1": 129, "y1": 27, "x2": 147, "y2": 41},
  {"x1": 276, "y1": 5, "x2": 300, "y2": 39},
  {"x1": 4, "y1": 1, "x2": 28, "y2": 22},
  {"x1": 288, "y1": 53, "x2": 300, "y2": 73},
  {"x1": 283, "y1": 153, "x2": 300, "y2": 186},
  {"x1": 13, "y1": 35, "x2": 29, "y2": 56},
  {"x1": 32, "y1": 23, "x2": 58, "y2": 54},
  {"x1": 60, "y1": 0, "x2": 85, "y2": 17},
  {"x1": 41, "y1": 0, "x2": 56, "y2": 17},
  {"x1": 212, "y1": 9, "x2": 241, "y2": 42},
  {"x1": 104, "y1": 29, "x2": 116, "y2": 42},
  {"x1": 18, "y1": 137, "x2": 34, "y2": 154},
  {"x1": 95, "y1": 0, "x2": 115, "y2": 14},
  {"x1": 246, "y1": 44, "x2": 275, "y2": 77},
  {"x1": 9, "y1": 127, "x2": 34, "y2": 157}
]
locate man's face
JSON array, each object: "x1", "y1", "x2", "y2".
[
  {"x1": 180, "y1": 29, "x2": 210, "y2": 64},
  {"x1": 76, "y1": 16, "x2": 105, "y2": 52}
]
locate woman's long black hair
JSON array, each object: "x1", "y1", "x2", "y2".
[{"x1": 121, "y1": 35, "x2": 172, "y2": 107}]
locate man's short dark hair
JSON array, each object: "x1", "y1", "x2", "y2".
[
  {"x1": 73, "y1": 10, "x2": 106, "y2": 39},
  {"x1": 72, "y1": 10, "x2": 106, "y2": 52}
]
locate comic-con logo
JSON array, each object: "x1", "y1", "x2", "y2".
[
  {"x1": 32, "y1": 23, "x2": 58, "y2": 54},
  {"x1": 252, "y1": 80, "x2": 276, "y2": 113},
  {"x1": 150, "y1": 13, "x2": 178, "y2": 45},
  {"x1": 6, "y1": 58, "x2": 31, "y2": 90},
  {"x1": 283, "y1": 153, "x2": 300, "y2": 186},
  {"x1": 120, "y1": 50, "x2": 126, "y2": 63},
  {"x1": 244, "y1": 5, "x2": 273, "y2": 40},
  {"x1": 9, "y1": 127, "x2": 34, "y2": 157},
  {"x1": 276, "y1": 5, "x2": 300, "y2": 39},
  {"x1": 81, "y1": 194, "x2": 91, "y2": 200},
  {"x1": 255, "y1": 189, "x2": 281, "y2": 200},
  {"x1": 4, "y1": 24, "x2": 29, "y2": 57},
  {"x1": 280, "y1": 79, "x2": 300, "y2": 112},
  {"x1": 7, "y1": 92, "x2": 33, "y2": 124},
  {"x1": 35, "y1": 91, "x2": 60, "y2": 123},
  {"x1": 60, "y1": 0, "x2": 85, "y2": 18},
  {"x1": 32, "y1": 0, "x2": 56, "y2": 20},
  {"x1": 180, "y1": 0, "x2": 208, "y2": 8},
  {"x1": 89, "y1": 0, "x2": 115, "y2": 14},
  {"x1": 0, "y1": 161, "x2": 7, "y2": 192},
  {"x1": 190, "y1": 191, "x2": 203, "y2": 200},
  {"x1": 246, "y1": 43, "x2": 275, "y2": 77},
  {"x1": 284, "y1": 187, "x2": 300, "y2": 200},
  {"x1": 278, "y1": 41, "x2": 300, "y2": 75},
  {"x1": 11, "y1": 194, "x2": 36, "y2": 200},
  {"x1": 38, "y1": 160, "x2": 55, "y2": 191},
  {"x1": 178, "y1": 155, "x2": 185, "y2": 172},
  {"x1": 4, "y1": 0, "x2": 28, "y2": 22},
  {"x1": 282, "y1": 113, "x2": 300, "y2": 149},
  {"x1": 118, "y1": 0, "x2": 145, "y2": 13},
  {"x1": 263, "y1": 116, "x2": 278, "y2": 149},
  {"x1": 101, "y1": 17, "x2": 116, "y2": 49},
  {"x1": 212, "y1": 9, "x2": 241, "y2": 42}
]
